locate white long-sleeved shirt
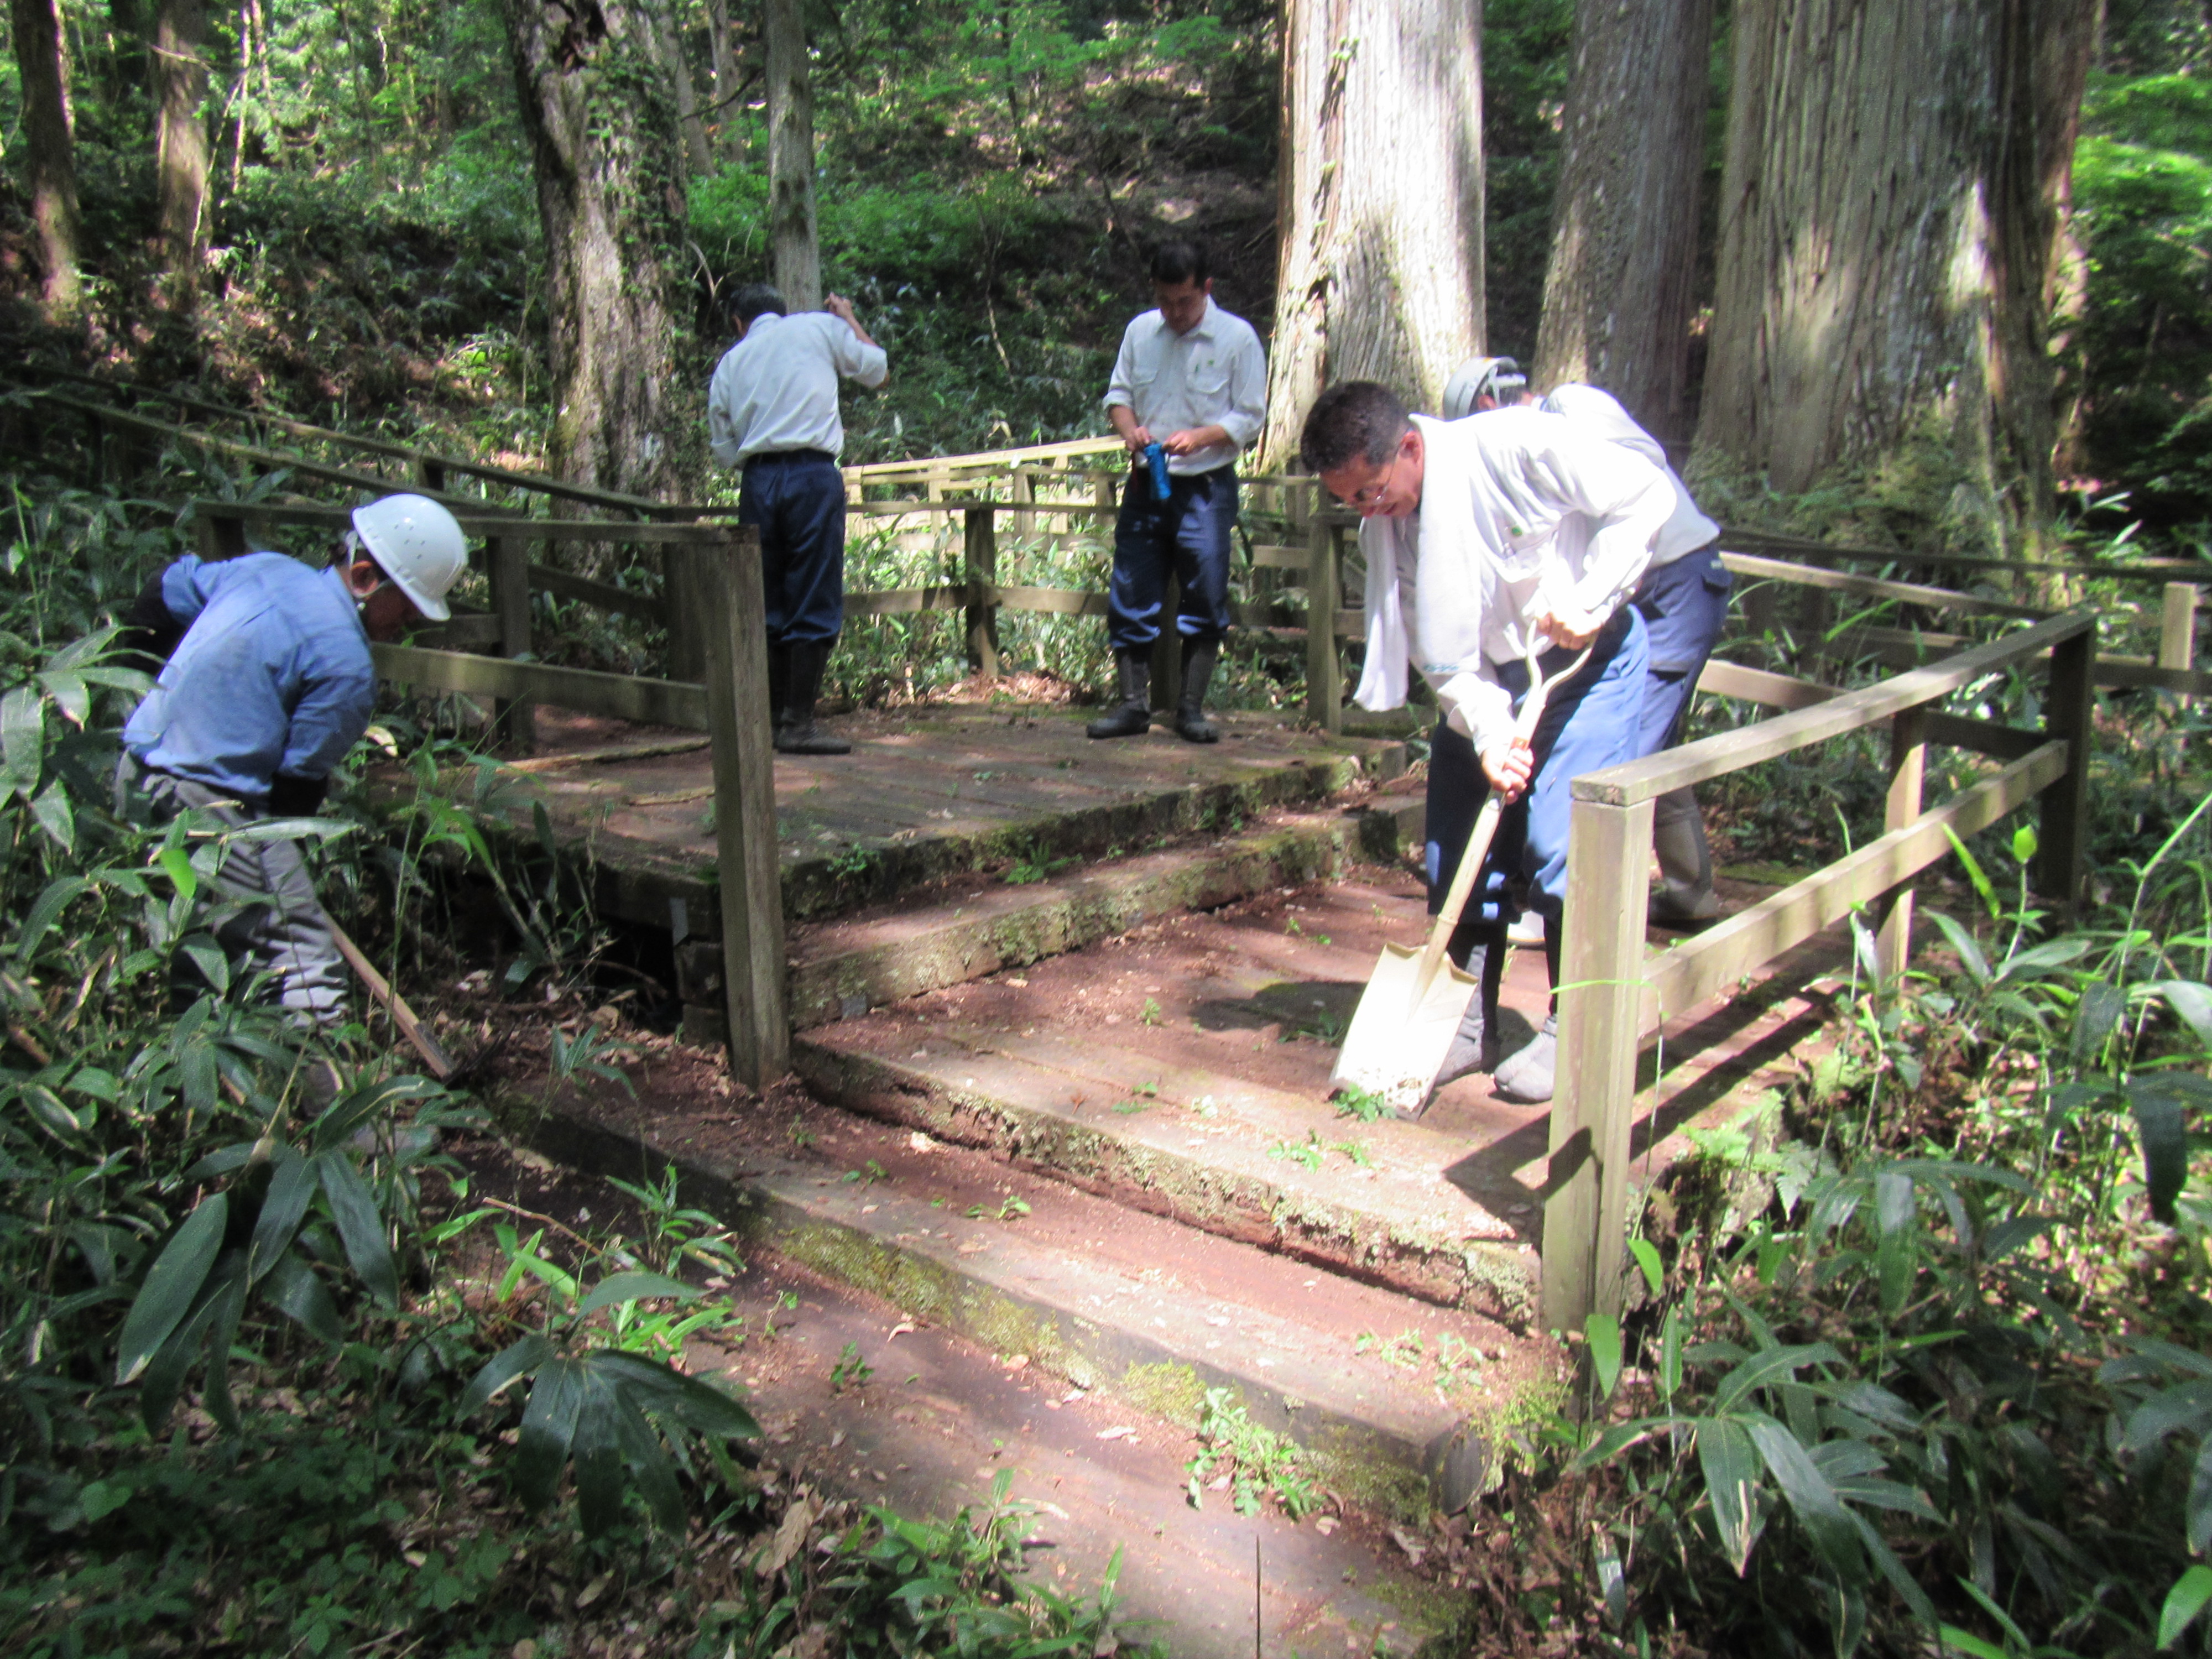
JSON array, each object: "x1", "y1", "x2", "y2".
[
  {"x1": 1540, "y1": 383, "x2": 1719, "y2": 567},
  {"x1": 707, "y1": 311, "x2": 889, "y2": 467},
  {"x1": 1102, "y1": 298, "x2": 1266, "y2": 475},
  {"x1": 1354, "y1": 409, "x2": 1674, "y2": 753}
]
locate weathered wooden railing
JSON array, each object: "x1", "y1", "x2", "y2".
[
  {"x1": 187, "y1": 500, "x2": 787, "y2": 1089},
  {"x1": 1541, "y1": 609, "x2": 2098, "y2": 1332}
]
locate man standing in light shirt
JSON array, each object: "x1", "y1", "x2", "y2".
[
  {"x1": 707, "y1": 283, "x2": 889, "y2": 755},
  {"x1": 1089, "y1": 239, "x2": 1266, "y2": 744},
  {"x1": 1540, "y1": 383, "x2": 1730, "y2": 925},
  {"x1": 1301, "y1": 382, "x2": 1672, "y2": 1106}
]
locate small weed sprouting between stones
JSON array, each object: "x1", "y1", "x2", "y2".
[
  {"x1": 1184, "y1": 1387, "x2": 1326, "y2": 1519},
  {"x1": 1139, "y1": 996, "x2": 1162, "y2": 1025},
  {"x1": 1285, "y1": 1005, "x2": 1348, "y2": 1044},
  {"x1": 1335, "y1": 1086, "x2": 1392, "y2": 1123},
  {"x1": 841, "y1": 1160, "x2": 890, "y2": 1187},
  {"x1": 830, "y1": 1340, "x2": 875, "y2": 1392},
  {"x1": 1003, "y1": 838, "x2": 1075, "y2": 885}
]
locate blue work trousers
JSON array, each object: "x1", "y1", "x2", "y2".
[
  {"x1": 1634, "y1": 540, "x2": 1731, "y2": 756},
  {"x1": 739, "y1": 449, "x2": 847, "y2": 646},
  {"x1": 1425, "y1": 606, "x2": 1650, "y2": 930},
  {"x1": 1105, "y1": 466, "x2": 1237, "y2": 650}
]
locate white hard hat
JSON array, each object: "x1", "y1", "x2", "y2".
[
  {"x1": 349, "y1": 494, "x2": 467, "y2": 622},
  {"x1": 1441, "y1": 356, "x2": 1529, "y2": 420}
]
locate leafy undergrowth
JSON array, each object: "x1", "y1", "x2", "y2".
[
  {"x1": 1403, "y1": 820, "x2": 2212, "y2": 1657},
  {"x1": 0, "y1": 475, "x2": 1149, "y2": 1659}
]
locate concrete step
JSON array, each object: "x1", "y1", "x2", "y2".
[
  {"x1": 517, "y1": 1084, "x2": 1564, "y2": 1523},
  {"x1": 761, "y1": 792, "x2": 1425, "y2": 1029},
  {"x1": 791, "y1": 873, "x2": 1849, "y2": 1328},
  {"x1": 461, "y1": 1125, "x2": 1450, "y2": 1657}
]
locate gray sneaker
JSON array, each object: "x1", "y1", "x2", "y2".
[{"x1": 1491, "y1": 1014, "x2": 1558, "y2": 1104}]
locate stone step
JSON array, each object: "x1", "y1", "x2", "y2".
[
  {"x1": 691, "y1": 791, "x2": 1425, "y2": 1032},
  {"x1": 517, "y1": 1083, "x2": 1563, "y2": 1520},
  {"x1": 792, "y1": 873, "x2": 1847, "y2": 1328}
]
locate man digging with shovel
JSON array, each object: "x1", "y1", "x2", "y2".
[{"x1": 1302, "y1": 383, "x2": 1672, "y2": 1109}]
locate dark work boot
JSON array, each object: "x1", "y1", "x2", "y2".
[
  {"x1": 1174, "y1": 637, "x2": 1220, "y2": 744},
  {"x1": 1431, "y1": 921, "x2": 1507, "y2": 1092},
  {"x1": 1087, "y1": 649, "x2": 1152, "y2": 739},
  {"x1": 1650, "y1": 787, "x2": 1720, "y2": 926},
  {"x1": 775, "y1": 640, "x2": 852, "y2": 755},
  {"x1": 767, "y1": 642, "x2": 791, "y2": 725}
]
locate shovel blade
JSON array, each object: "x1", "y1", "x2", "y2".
[{"x1": 1329, "y1": 942, "x2": 1480, "y2": 1114}]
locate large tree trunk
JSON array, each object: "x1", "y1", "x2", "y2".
[
  {"x1": 1261, "y1": 0, "x2": 1486, "y2": 465},
  {"x1": 765, "y1": 0, "x2": 820, "y2": 309},
  {"x1": 1695, "y1": 0, "x2": 2103, "y2": 554},
  {"x1": 1533, "y1": 0, "x2": 1715, "y2": 446},
  {"x1": 500, "y1": 0, "x2": 692, "y2": 500},
  {"x1": 652, "y1": 4, "x2": 714, "y2": 174},
  {"x1": 152, "y1": 0, "x2": 212, "y2": 292},
  {"x1": 705, "y1": 0, "x2": 738, "y2": 152},
  {"x1": 10, "y1": 0, "x2": 86, "y2": 320}
]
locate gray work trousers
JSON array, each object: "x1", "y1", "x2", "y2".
[{"x1": 114, "y1": 756, "x2": 349, "y2": 1026}]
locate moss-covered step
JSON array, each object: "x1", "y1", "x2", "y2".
[
  {"x1": 362, "y1": 706, "x2": 1408, "y2": 926},
  {"x1": 780, "y1": 800, "x2": 1424, "y2": 1029},
  {"x1": 515, "y1": 1092, "x2": 1563, "y2": 1520}
]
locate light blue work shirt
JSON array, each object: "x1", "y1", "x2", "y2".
[{"x1": 123, "y1": 553, "x2": 377, "y2": 802}]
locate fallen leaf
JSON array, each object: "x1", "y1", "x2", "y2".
[
  {"x1": 888, "y1": 1321, "x2": 918, "y2": 1340},
  {"x1": 1032, "y1": 1500, "x2": 1071, "y2": 1520},
  {"x1": 829, "y1": 1428, "x2": 846, "y2": 1450},
  {"x1": 958, "y1": 1240, "x2": 988, "y2": 1255},
  {"x1": 1096, "y1": 1426, "x2": 1135, "y2": 1442},
  {"x1": 1004, "y1": 1353, "x2": 1029, "y2": 1371},
  {"x1": 1389, "y1": 1526, "x2": 1427, "y2": 1566},
  {"x1": 755, "y1": 1495, "x2": 817, "y2": 1575},
  {"x1": 575, "y1": 1571, "x2": 614, "y2": 1610},
  {"x1": 907, "y1": 1131, "x2": 935, "y2": 1152},
  {"x1": 1314, "y1": 1515, "x2": 1338, "y2": 1536}
]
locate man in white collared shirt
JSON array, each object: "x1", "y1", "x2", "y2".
[
  {"x1": 708, "y1": 283, "x2": 888, "y2": 755},
  {"x1": 1089, "y1": 241, "x2": 1266, "y2": 743}
]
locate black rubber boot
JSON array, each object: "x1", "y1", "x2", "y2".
[
  {"x1": 1650, "y1": 786, "x2": 1720, "y2": 926},
  {"x1": 775, "y1": 640, "x2": 852, "y2": 755},
  {"x1": 1087, "y1": 649, "x2": 1152, "y2": 739},
  {"x1": 1173, "y1": 637, "x2": 1220, "y2": 743},
  {"x1": 1430, "y1": 921, "x2": 1507, "y2": 1092},
  {"x1": 767, "y1": 642, "x2": 791, "y2": 724}
]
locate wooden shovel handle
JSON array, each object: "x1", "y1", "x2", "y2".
[{"x1": 329, "y1": 920, "x2": 455, "y2": 1081}]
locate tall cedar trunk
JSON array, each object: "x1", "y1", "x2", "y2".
[
  {"x1": 1261, "y1": 0, "x2": 1487, "y2": 467},
  {"x1": 501, "y1": 0, "x2": 690, "y2": 500},
  {"x1": 652, "y1": 4, "x2": 714, "y2": 173},
  {"x1": 152, "y1": 0, "x2": 212, "y2": 290},
  {"x1": 1533, "y1": 0, "x2": 1715, "y2": 447},
  {"x1": 705, "y1": 0, "x2": 737, "y2": 151},
  {"x1": 765, "y1": 0, "x2": 820, "y2": 310},
  {"x1": 10, "y1": 0, "x2": 85, "y2": 319},
  {"x1": 1697, "y1": 0, "x2": 2102, "y2": 553}
]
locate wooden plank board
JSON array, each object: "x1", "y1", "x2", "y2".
[
  {"x1": 372, "y1": 644, "x2": 708, "y2": 729},
  {"x1": 528, "y1": 562, "x2": 670, "y2": 622},
  {"x1": 1696, "y1": 659, "x2": 2043, "y2": 757}
]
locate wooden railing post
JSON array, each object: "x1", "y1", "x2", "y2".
[
  {"x1": 1541, "y1": 792, "x2": 1655, "y2": 1333},
  {"x1": 1306, "y1": 500, "x2": 1342, "y2": 733},
  {"x1": 696, "y1": 525, "x2": 789, "y2": 1089},
  {"x1": 1150, "y1": 577, "x2": 1183, "y2": 713},
  {"x1": 963, "y1": 505, "x2": 1000, "y2": 678},
  {"x1": 2160, "y1": 582, "x2": 2198, "y2": 675},
  {"x1": 663, "y1": 539, "x2": 713, "y2": 683},
  {"x1": 195, "y1": 505, "x2": 249, "y2": 560},
  {"x1": 2037, "y1": 622, "x2": 2095, "y2": 921},
  {"x1": 1876, "y1": 706, "x2": 1926, "y2": 982},
  {"x1": 486, "y1": 535, "x2": 536, "y2": 752},
  {"x1": 414, "y1": 452, "x2": 448, "y2": 493}
]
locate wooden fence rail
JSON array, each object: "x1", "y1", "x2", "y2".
[{"x1": 1540, "y1": 609, "x2": 2099, "y2": 1334}]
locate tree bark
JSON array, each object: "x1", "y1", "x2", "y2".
[
  {"x1": 652, "y1": 3, "x2": 714, "y2": 174},
  {"x1": 500, "y1": 0, "x2": 693, "y2": 500},
  {"x1": 10, "y1": 0, "x2": 86, "y2": 320},
  {"x1": 705, "y1": 0, "x2": 737, "y2": 150},
  {"x1": 1533, "y1": 0, "x2": 1716, "y2": 446},
  {"x1": 1261, "y1": 0, "x2": 1487, "y2": 468},
  {"x1": 152, "y1": 0, "x2": 212, "y2": 292},
  {"x1": 1696, "y1": 0, "x2": 2103, "y2": 553},
  {"x1": 765, "y1": 0, "x2": 820, "y2": 310}
]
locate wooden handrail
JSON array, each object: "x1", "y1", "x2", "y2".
[{"x1": 1576, "y1": 609, "x2": 2095, "y2": 806}]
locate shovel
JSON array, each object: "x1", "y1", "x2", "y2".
[{"x1": 1329, "y1": 643, "x2": 1594, "y2": 1113}]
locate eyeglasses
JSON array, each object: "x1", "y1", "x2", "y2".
[{"x1": 1346, "y1": 445, "x2": 1404, "y2": 513}]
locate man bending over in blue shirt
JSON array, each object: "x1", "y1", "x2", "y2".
[{"x1": 117, "y1": 494, "x2": 468, "y2": 1027}]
